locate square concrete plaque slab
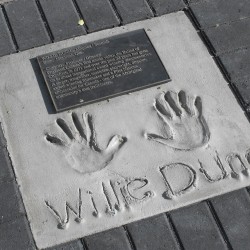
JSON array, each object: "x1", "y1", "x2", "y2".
[{"x1": 1, "y1": 12, "x2": 250, "y2": 249}]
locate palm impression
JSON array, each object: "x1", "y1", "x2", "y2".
[
  {"x1": 45, "y1": 112, "x2": 126, "y2": 174},
  {"x1": 145, "y1": 90, "x2": 210, "y2": 151}
]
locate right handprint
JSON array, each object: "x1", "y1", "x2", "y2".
[{"x1": 145, "y1": 90, "x2": 210, "y2": 151}]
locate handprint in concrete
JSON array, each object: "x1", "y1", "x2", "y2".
[
  {"x1": 45, "y1": 112, "x2": 126, "y2": 174},
  {"x1": 145, "y1": 91, "x2": 210, "y2": 151}
]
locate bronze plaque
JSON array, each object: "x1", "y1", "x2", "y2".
[{"x1": 37, "y1": 29, "x2": 170, "y2": 112}]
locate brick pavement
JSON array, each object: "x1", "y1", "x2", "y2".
[{"x1": 0, "y1": 0, "x2": 250, "y2": 249}]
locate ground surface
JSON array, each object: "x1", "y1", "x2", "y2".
[{"x1": 0, "y1": 0, "x2": 250, "y2": 249}]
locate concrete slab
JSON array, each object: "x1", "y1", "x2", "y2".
[
  {"x1": 1, "y1": 12, "x2": 250, "y2": 249},
  {"x1": 0, "y1": 0, "x2": 12, "y2": 3}
]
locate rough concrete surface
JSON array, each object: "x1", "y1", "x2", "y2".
[{"x1": 1, "y1": 12, "x2": 250, "y2": 248}]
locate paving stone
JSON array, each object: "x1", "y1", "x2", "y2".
[
  {"x1": 205, "y1": 19, "x2": 250, "y2": 54},
  {"x1": 0, "y1": 126, "x2": 6, "y2": 148},
  {"x1": 0, "y1": 216, "x2": 36, "y2": 250},
  {"x1": 188, "y1": 0, "x2": 201, "y2": 3},
  {"x1": 211, "y1": 189, "x2": 250, "y2": 250},
  {"x1": 190, "y1": 0, "x2": 250, "y2": 28},
  {"x1": 0, "y1": 181, "x2": 25, "y2": 224},
  {"x1": 126, "y1": 214, "x2": 180, "y2": 250},
  {"x1": 4, "y1": 0, "x2": 51, "y2": 50},
  {"x1": 84, "y1": 227, "x2": 132, "y2": 250},
  {"x1": 233, "y1": 78, "x2": 250, "y2": 105},
  {"x1": 0, "y1": 147, "x2": 13, "y2": 183},
  {"x1": 112, "y1": 0, "x2": 153, "y2": 24},
  {"x1": 148, "y1": 0, "x2": 185, "y2": 16},
  {"x1": 0, "y1": 7, "x2": 15, "y2": 57},
  {"x1": 219, "y1": 48, "x2": 250, "y2": 81},
  {"x1": 39, "y1": 0, "x2": 86, "y2": 42},
  {"x1": 170, "y1": 202, "x2": 228, "y2": 250},
  {"x1": 75, "y1": 0, "x2": 119, "y2": 32},
  {"x1": 47, "y1": 240, "x2": 85, "y2": 250}
]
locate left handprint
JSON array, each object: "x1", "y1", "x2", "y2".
[{"x1": 45, "y1": 112, "x2": 126, "y2": 174}]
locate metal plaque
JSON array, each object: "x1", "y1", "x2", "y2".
[{"x1": 37, "y1": 29, "x2": 170, "y2": 112}]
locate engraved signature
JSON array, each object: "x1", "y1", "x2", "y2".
[{"x1": 45, "y1": 148, "x2": 250, "y2": 230}]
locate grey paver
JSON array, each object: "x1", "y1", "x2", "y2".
[
  {"x1": 84, "y1": 227, "x2": 132, "y2": 250},
  {"x1": 0, "y1": 7, "x2": 15, "y2": 56},
  {"x1": 4, "y1": 0, "x2": 50, "y2": 50},
  {"x1": 0, "y1": 216, "x2": 36, "y2": 250},
  {"x1": 205, "y1": 18, "x2": 250, "y2": 54},
  {"x1": 126, "y1": 214, "x2": 180, "y2": 250},
  {"x1": 190, "y1": 0, "x2": 250, "y2": 28},
  {"x1": 46, "y1": 240, "x2": 85, "y2": 250},
  {"x1": 219, "y1": 48, "x2": 250, "y2": 81},
  {"x1": 0, "y1": 147, "x2": 13, "y2": 183},
  {"x1": 211, "y1": 189, "x2": 250, "y2": 250},
  {"x1": 75, "y1": 0, "x2": 119, "y2": 32},
  {"x1": 0, "y1": 181, "x2": 25, "y2": 224},
  {"x1": 233, "y1": 78, "x2": 250, "y2": 105},
  {"x1": 148, "y1": 0, "x2": 185, "y2": 16},
  {"x1": 188, "y1": 0, "x2": 201, "y2": 3},
  {"x1": 39, "y1": 0, "x2": 86, "y2": 42},
  {"x1": 0, "y1": 126, "x2": 6, "y2": 148},
  {"x1": 112, "y1": 0, "x2": 153, "y2": 24},
  {"x1": 170, "y1": 202, "x2": 228, "y2": 250}
]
